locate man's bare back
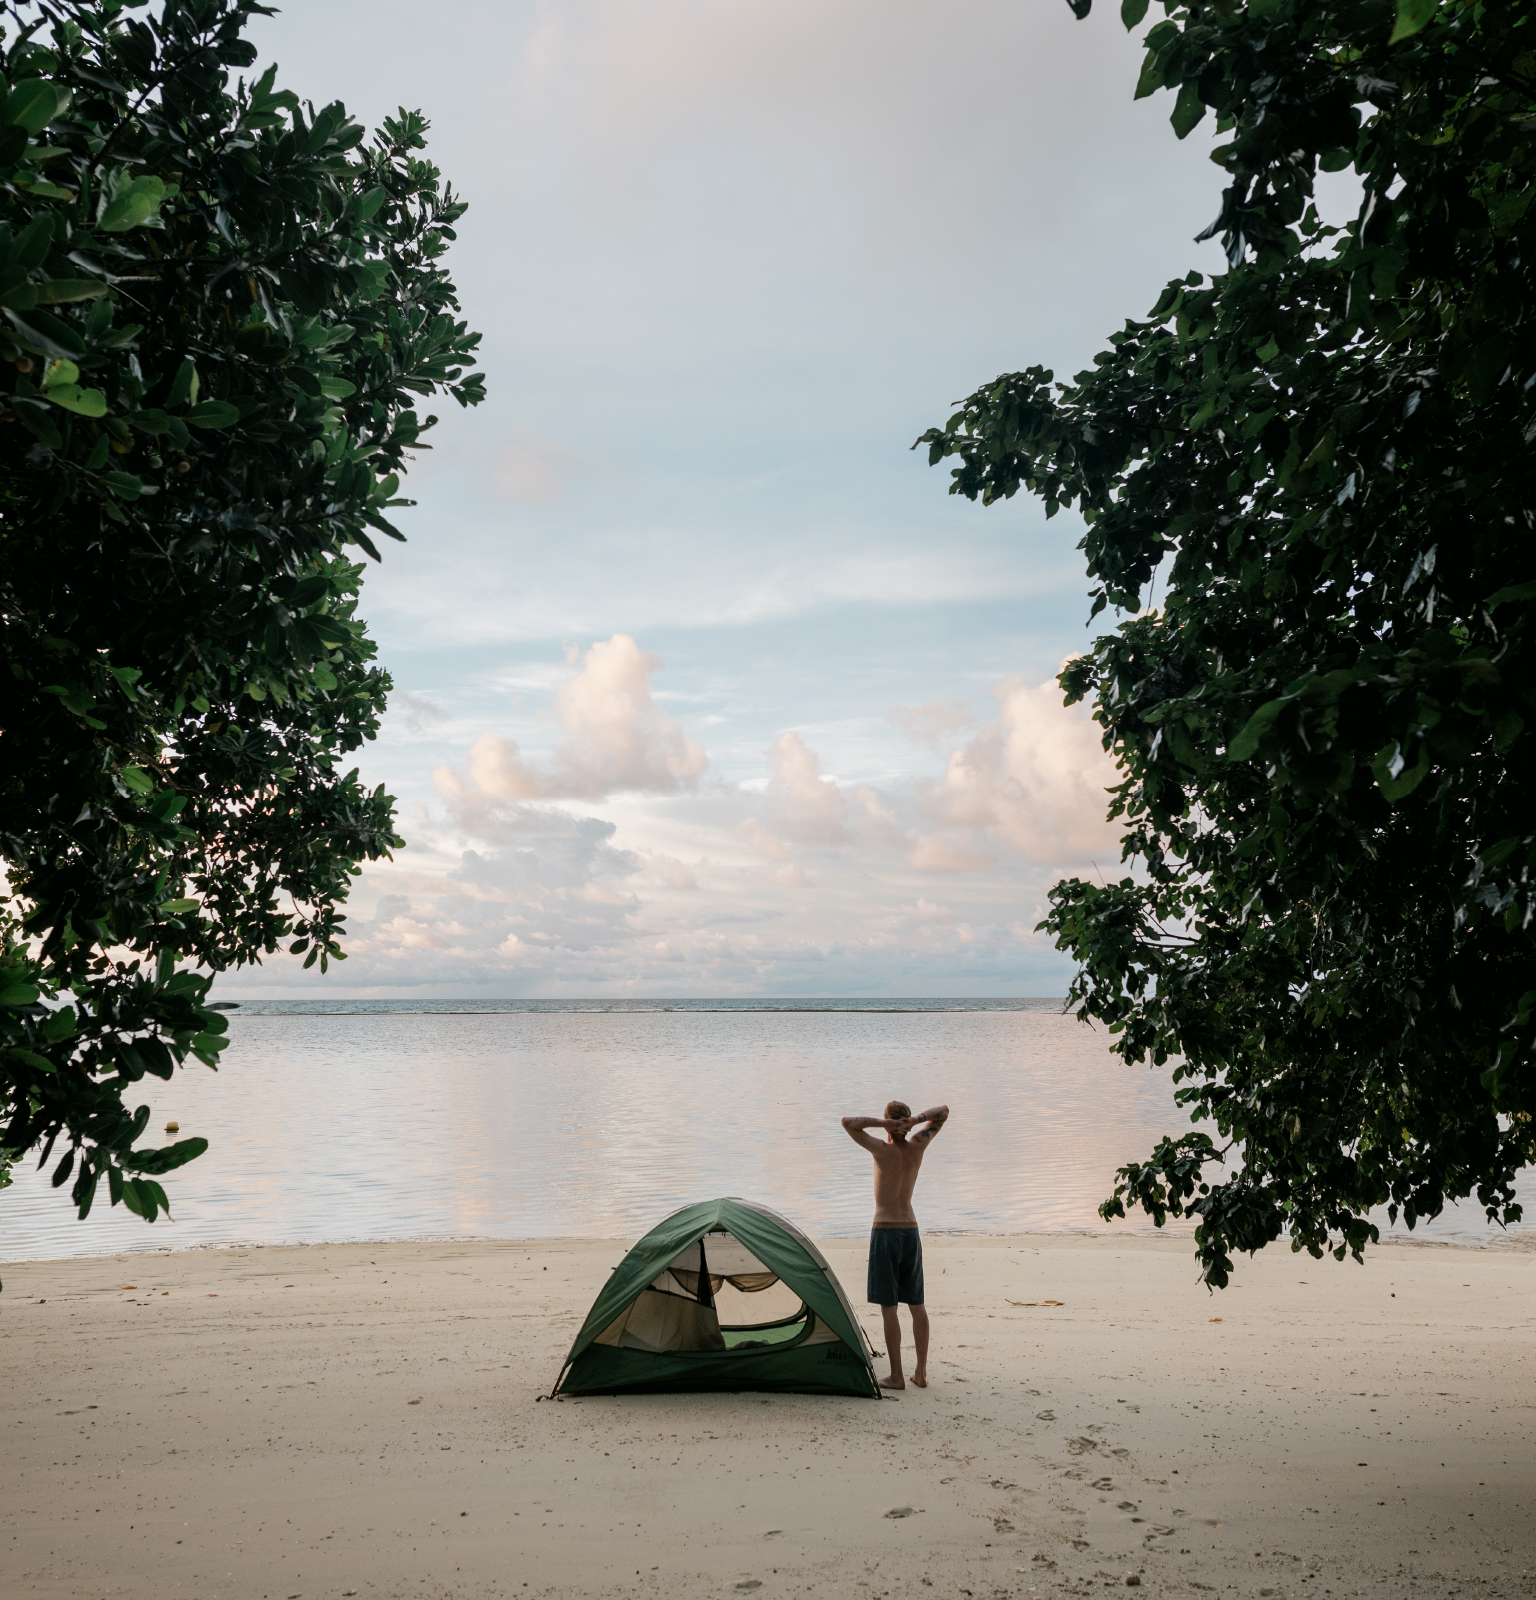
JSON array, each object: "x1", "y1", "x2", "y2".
[{"x1": 842, "y1": 1100, "x2": 949, "y2": 1389}]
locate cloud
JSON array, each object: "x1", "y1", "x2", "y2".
[
  {"x1": 389, "y1": 690, "x2": 446, "y2": 737},
  {"x1": 764, "y1": 731, "x2": 850, "y2": 846},
  {"x1": 736, "y1": 815, "x2": 792, "y2": 863},
  {"x1": 216, "y1": 638, "x2": 1122, "y2": 997},
  {"x1": 434, "y1": 634, "x2": 707, "y2": 807},
  {"x1": 908, "y1": 834, "x2": 996, "y2": 874},
  {"x1": 919, "y1": 672, "x2": 1119, "y2": 862},
  {"x1": 732, "y1": 677, "x2": 1117, "y2": 878},
  {"x1": 891, "y1": 697, "x2": 976, "y2": 746},
  {"x1": 491, "y1": 430, "x2": 580, "y2": 504},
  {"x1": 637, "y1": 850, "x2": 699, "y2": 890}
]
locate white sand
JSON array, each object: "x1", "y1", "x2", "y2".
[{"x1": 2, "y1": 1232, "x2": 1533, "y2": 1599}]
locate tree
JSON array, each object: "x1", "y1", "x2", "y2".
[
  {"x1": 918, "y1": 0, "x2": 1536, "y2": 1284},
  {"x1": 0, "y1": 0, "x2": 483, "y2": 1235}
]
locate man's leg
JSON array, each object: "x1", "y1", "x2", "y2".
[
  {"x1": 908, "y1": 1303, "x2": 929, "y2": 1387},
  {"x1": 879, "y1": 1304, "x2": 905, "y2": 1389}
]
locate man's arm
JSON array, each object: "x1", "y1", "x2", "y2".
[
  {"x1": 842, "y1": 1114, "x2": 899, "y2": 1153},
  {"x1": 910, "y1": 1105, "x2": 949, "y2": 1142}
]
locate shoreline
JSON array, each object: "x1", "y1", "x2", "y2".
[
  {"x1": 5, "y1": 1221, "x2": 1530, "y2": 1273},
  {"x1": 3, "y1": 1232, "x2": 1533, "y2": 1598}
]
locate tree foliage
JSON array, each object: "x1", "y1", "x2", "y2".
[
  {"x1": 0, "y1": 0, "x2": 482, "y2": 1232},
  {"x1": 919, "y1": 0, "x2": 1535, "y2": 1283}
]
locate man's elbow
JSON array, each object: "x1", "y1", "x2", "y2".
[{"x1": 840, "y1": 1116, "x2": 858, "y2": 1130}]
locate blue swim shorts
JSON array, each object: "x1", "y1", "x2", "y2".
[{"x1": 867, "y1": 1227, "x2": 924, "y2": 1306}]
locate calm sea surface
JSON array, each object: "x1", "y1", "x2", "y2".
[{"x1": 2, "y1": 999, "x2": 1526, "y2": 1261}]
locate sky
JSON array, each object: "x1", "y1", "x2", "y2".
[{"x1": 222, "y1": 0, "x2": 1232, "y2": 1000}]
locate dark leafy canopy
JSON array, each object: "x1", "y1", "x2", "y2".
[
  {"x1": 918, "y1": 0, "x2": 1536, "y2": 1284},
  {"x1": 0, "y1": 0, "x2": 483, "y2": 1232}
]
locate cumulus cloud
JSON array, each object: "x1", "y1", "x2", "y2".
[
  {"x1": 736, "y1": 815, "x2": 792, "y2": 863},
  {"x1": 221, "y1": 644, "x2": 1122, "y2": 998},
  {"x1": 731, "y1": 732, "x2": 860, "y2": 884},
  {"x1": 434, "y1": 634, "x2": 707, "y2": 808},
  {"x1": 891, "y1": 697, "x2": 976, "y2": 746},
  {"x1": 734, "y1": 676, "x2": 1118, "y2": 880},
  {"x1": 763, "y1": 732, "x2": 850, "y2": 846},
  {"x1": 919, "y1": 672, "x2": 1119, "y2": 862}
]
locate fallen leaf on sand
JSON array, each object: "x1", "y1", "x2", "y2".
[
  {"x1": 885, "y1": 1507, "x2": 916, "y2": 1519},
  {"x1": 407, "y1": 1397, "x2": 422, "y2": 1405},
  {"x1": 1208, "y1": 1317, "x2": 1223, "y2": 1323},
  {"x1": 1007, "y1": 1299, "x2": 1064, "y2": 1307}
]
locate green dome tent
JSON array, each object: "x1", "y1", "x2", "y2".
[{"x1": 551, "y1": 1198, "x2": 881, "y2": 1398}]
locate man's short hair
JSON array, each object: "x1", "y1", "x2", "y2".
[{"x1": 885, "y1": 1100, "x2": 912, "y2": 1122}]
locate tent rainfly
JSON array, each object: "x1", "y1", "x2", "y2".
[{"x1": 551, "y1": 1197, "x2": 881, "y2": 1398}]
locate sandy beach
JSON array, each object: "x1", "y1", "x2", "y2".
[{"x1": 2, "y1": 1232, "x2": 1533, "y2": 1599}]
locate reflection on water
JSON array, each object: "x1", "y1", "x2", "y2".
[{"x1": 2, "y1": 1003, "x2": 1526, "y2": 1260}]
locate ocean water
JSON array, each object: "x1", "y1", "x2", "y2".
[{"x1": 1, "y1": 999, "x2": 1526, "y2": 1262}]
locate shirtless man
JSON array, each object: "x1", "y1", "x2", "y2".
[{"x1": 841, "y1": 1100, "x2": 950, "y2": 1390}]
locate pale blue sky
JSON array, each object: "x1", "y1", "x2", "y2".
[{"x1": 222, "y1": 0, "x2": 1229, "y2": 999}]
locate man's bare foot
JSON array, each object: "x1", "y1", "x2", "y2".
[
  {"x1": 911, "y1": 1369, "x2": 928, "y2": 1388},
  {"x1": 879, "y1": 1374, "x2": 905, "y2": 1390}
]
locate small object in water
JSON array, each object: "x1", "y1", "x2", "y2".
[{"x1": 165, "y1": 1121, "x2": 179, "y2": 1134}]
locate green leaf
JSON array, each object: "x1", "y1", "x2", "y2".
[
  {"x1": 98, "y1": 175, "x2": 168, "y2": 233},
  {"x1": 157, "y1": 898, "x2": 200, "y2": 914},
  {"x1": 121, "y1": 1137, "x2": 208, "y2": 1175},
  {"x1": 353, "y1": 186, "x2": 388, "y2": 221},
  {"x1": 35, "y1": 279, "x2": 107, "y2": 304},
  {"x1": 1389, "y1": 0, "x2": 1438, "y2": 43},
  {"x1": 6, "y1": 80, "x2": 68, "y2": 135},
  {"x1": 184, "y1": 400, "x2": 241, "y2": 429},
  {"x1": 44, "y1": 383, "x2": 108, "y2": 417},
  {"x1": 5, "y1": 1046, "x2": 56, "y2": 1072},
  {"x1": 1171, "y1": 79, "x2": 1206, "y2": 140},
  {"x1": 348, "y1": 260, "x2": 390, "y2": 300},
  {"x1": 0, "y1": 276, "x2": 37, "y2": 310},
  {"x1": 1486, "y1": 580, "x2": 1536, "y2": 610},
  {"x1": 10, "y1": 215, "x2": 55, "y2": 270},
  {"x1": 0, "y1": 980, "x2": 40, "y2": 1006},
  {"x1": 1372, "y1": 741, "x2": 1431, "y2": 801},
  {"x1": 1133, "y1": 46, "x2": 1165, "y2": 100},
  {"x1": 166, "y1": 358, "x2": 198, "y2": 408},
  {"x1": 12, "y1": 400, "x2": 62, "y2": 449},
  {"x1": 4, "y1": 305, "x2": 86, "y2": 358},
  {"x1": 120, "y1": 765, "x2": 154, "y2": 794},
  {"x1": 1227, "y1": 699, "x2": 1287, "y2": 761},
  {"x1": 1121, "y1": 0, "x2": 1149, "y2": 26},
  {"x1": 100, "y1": 471, "x2": 143, "y2": 500}
]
